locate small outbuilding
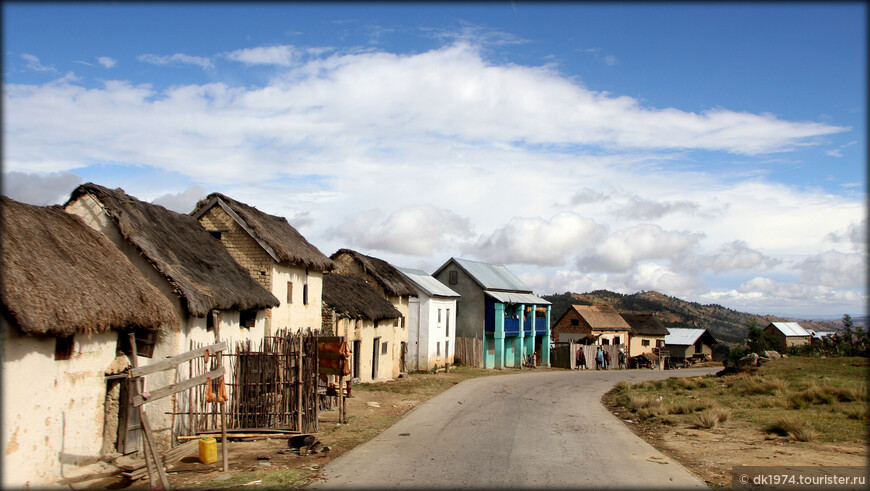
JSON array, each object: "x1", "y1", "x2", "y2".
[
  {"x1": 764, "y1": 322, "x2": 812, "y2": 348},
  {"x1": 664, "y1": 328, "x2": 718, "y2": 361}
]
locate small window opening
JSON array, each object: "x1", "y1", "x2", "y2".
[
  {"x1": 240, "y1": 310, "x2": 257, "y2": 328},
  {"x1": 448, "y1": 270, "x2": 458, "y2": 285},
  {"x1": 118, "y1": 327, "x2": 157, "y2": 358},
  {"x1": 381, "y1": 341, "x2": 388, "y2": 355},
  {"x1": 303, "y1": 283, "x2": 309, "y2": 305},
  {"x1": 55, "y1": 335, "x2": 74, "y2": 360},
  {"x1": 287, "y1": 282, "x2": 293, "y2": 303},
  {"x1": 208, "y1": 230, "x2": 222, "y2": 240}
]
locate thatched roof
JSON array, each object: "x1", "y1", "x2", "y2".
[
  {"x1": 621, "y1": 313, "x2": 670, "y2": 336},
  {"x1": 1, "y1": 197, "x2": 176, "y2": 337},
  {"x1": 331, "y1": 249, "x2": 416, "y2": 297},
  {"x1": 191, "y1": 193, "x2": 334, "y2": 271},
  {"x1": 572, "y1": 304, "x2": 631, "y2": 331},
  {"x1": 66, "y1": 183, "x2": 279, "y2": 317},
  {"x1": 321, "y1": 273, "x2": 401, "y2": 321}
]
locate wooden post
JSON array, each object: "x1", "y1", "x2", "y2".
[
  {"x1": 128, "y1": 333, "x2": 171, "y2": 490},
  {"x1": 297, "y1": 335, "x2": 303, "y2": 431},
  {"x1": 212, "y1": 311, "x2": 229, "y2": 473}
]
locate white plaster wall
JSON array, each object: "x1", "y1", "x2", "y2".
[
  {"x1": 407, "y1": 297, "x2": 423, "y2": 371},
  {"x1": 628, "y1": 335, "x2": 662, "y2": 357},
  {"x1": 419, "y1": 297, "x2": 457, "y2": 371},
  {"x1": 270, "y1": 264, "x2": 323, "y2": 333},
  {"x1": 1, "y1": 321, "x2": 118, "y2": 489}
]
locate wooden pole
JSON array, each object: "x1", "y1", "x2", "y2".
[
  {"x1": 212, "y1": 311, "x2": 229, "y2": 473},
  {"x1": 128, "y1": 333, "x2": 171, "y2": 490},
  {"x1": 297, "y1": 334, "x2": 303, "y2": 431}
]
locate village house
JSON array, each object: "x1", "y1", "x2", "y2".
[
  {"x1": 551, "y1": 304, "x2": 631, "y2": 346},
  {"x1": 321, "y1": 273, "x2": 403, "y2": 382},
  {"x1": 330, "y1": 249, "x2": 416, "y2": 378},
  {"x1": 64, "y1": 183, "x2": 280, "y2": 445},
  {"x1": 621, "y1": 312, "x2": 670, "y2": 357},
  {"x1": 396, "y1": 266, "x2": 460, "y2": 371},
  {"x1": 432, "y1": 258, "x2": 551, "y2": 369},
  {"x1": 764, "y1": 321, "x2": 812, "y2": 349},
  {"x1": 191, "y1": 192, "x2": 334, "y2": 335},
  {"x1": 664, "y1": 327, "x2": 719, "y2": 362},
  {"x1": 1, "y1": 197, "x2": 176, "y2": 489}
]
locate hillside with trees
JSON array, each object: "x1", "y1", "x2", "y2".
[{"x1": 542, "y1": 290, "x2": 846, "y2": 345}]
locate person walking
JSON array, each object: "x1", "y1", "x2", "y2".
[
  {"x1": 603, "y1": 349, "x2": 611, "y2": 370},
  {"x1": 618, "y1": 347, "x2": 626, "y2": 369},
  {"x1": 576, "y1": 347, "x2": 586, "y2": 370},
  {"x1": 596, "y1": 346, "x2": 604, "y2": 370}
]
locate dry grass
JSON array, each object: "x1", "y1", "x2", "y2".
[
  {"x1": 690, "y1": 407, "x2": 730, "y2": 429},
  {"x1": 667, "y1": 399, "x2": 711, "y2": 415},
  {"x1": 629, "y1": 394, "x2": 663, "y2": 411},
  {"x1": 737, "y1": 376, "x2": 790, "y2": 396},
  {"x1": 766, "y1": 414, "x2": 817, "y2": 441}
]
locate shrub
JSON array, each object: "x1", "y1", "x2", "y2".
[
  {"x1": 629, "y1": 395, "x2": 662, "y2": 412},
  {"x1": 691, "y1": 408, "x2": 730, "y2": 429},
  {"x1": 766, "y1": 414, "x2": 814, "y2": 440},
  {"x1": 668, "y1": 400, "x2": 711, "y2": 415}
]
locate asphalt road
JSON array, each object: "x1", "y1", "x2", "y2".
[{"x1": 309, "y1": 366, "x2": 721, "y2": 489}]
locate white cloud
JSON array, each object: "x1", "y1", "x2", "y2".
[
  {"x1": 226, "y1": 45, "x2": 296, "y2": 66},
  {"x1": 138, "y1": 53, "x2": 213, "y2": 70},
  {"x1": 470, "y1": 212, "x2": 606, "y2": 266},
  {"x1": 97, "y1": 56, "x2": 117, "y2": 68},
  {"x1": 616, "y1": 195, "x2": 699, "y2": 220},
  {"x1": 569, "y1": 188, "x2": 609, "y2": 205},
  {"x1": 692, "y1": 240, "x2": 781, "y2": 273},
  {"x1": 21, "y1": 53, "x2": 55, "y2": 72},
  {"x1": 151, "y1": 185, "x2": 209, "y2": 213},
  {"x1": 627, "y1": 263, "x2": 700, "y2": 296},
  {"x1": 324, "y1": 206, "x2": 474, "y2": 256},
  {"x1": 578, "y1": 224, "x2": 704, "y2": 272},
  {"x1": 798, "y1": 250, "x2": 866, "y2": 288},
  {"x1": 1, "y1": 171, "x2": 82, "y2": 205}
]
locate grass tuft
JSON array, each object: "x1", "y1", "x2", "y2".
[{"x1": 690, "y1": 407, "x2": 730, "y2": 429}]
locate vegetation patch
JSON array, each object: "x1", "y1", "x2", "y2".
[{"x1": 605, "y1": 356, "x2": 868, "y2": 443}]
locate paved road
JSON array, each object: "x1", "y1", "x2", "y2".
[{"x1": 309, "y1": 367, "x2": 720, "y2": 489}]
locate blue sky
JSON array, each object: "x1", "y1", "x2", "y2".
[{"x1": 3, "y1": 3, "x2": 866, "y2": 318}]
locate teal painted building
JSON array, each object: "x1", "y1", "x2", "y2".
[{"x1": 432, "y1": 258, "x2": 551, "y2": 368}]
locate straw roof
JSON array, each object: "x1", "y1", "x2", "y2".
[
  {"x1": 572, "y1": 304, "x2": 631, "y2": 331},
  {"x1": 621, "y1": 313, "x2": 670, "y2": 336},
  {"x1": 330, "y1": 249, "x2": 416, "y2": 297},
  {"x1": 191, "y1": 193, "x2": 334, "y2": 271},
  {"x1": 66, "y1": 183, "x2": 279, "y2": 317},
  {"x1": 1, "y1": 197, "x2": 176, "y2": 337},
  {"x1": 321, "y1": 273, "x2": 401, "y2": 321}
]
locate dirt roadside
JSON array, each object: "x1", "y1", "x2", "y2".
[{"x1": 92, "y1": 367, "x2": 511, "y2": 490}]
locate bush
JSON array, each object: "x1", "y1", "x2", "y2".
[
  {"x1": 691, "y1": 407, "x2": 730, "y2": 429},
  {"x1": 766, "y1": 414, "x2": 813, "y2": 440}
]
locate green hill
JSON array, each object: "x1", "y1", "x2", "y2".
[{"x1": 542, "y1": 290, "x2": 845, "y2": 345}]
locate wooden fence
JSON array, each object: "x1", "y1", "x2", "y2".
[
  {"x1": 175, "y1": 329, "x2": 319, "y2": 438},
  {"x1": 454, "y1": 337, "x2": 482, "y2": 367},
  {"x1": 551, "y1": 343, "x2": 624, "y2": 370}
]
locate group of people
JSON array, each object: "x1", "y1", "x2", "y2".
[{"x1": 576, "y1": 346, "x2": 626, "y2": 370}]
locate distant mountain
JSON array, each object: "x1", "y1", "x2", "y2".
[{"x1": 542, "y1": 290, "x2": 847, "y2": 345}]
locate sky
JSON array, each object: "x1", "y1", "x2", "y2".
[{"x1": 3, "y1": 3, "x2": 866, "y2": 319}]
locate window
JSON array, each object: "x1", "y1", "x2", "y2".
[
  {"x1": 614, "y1": 336, "x2": 620, "y2": 345},
  {"x1": 207, "y1": 312, "x2": 215, "y2": 331},
  {"x1": 446, "y1": 310, "x2": 450, "y2": 337},
  {"x1": 381, "y1": 341, "x2": 388, "y2": 355},
  {"x1": 401, "y1": 316, "x2": 405, "y2": 328},
  {"x1": 240, "y1": 310, "x2": 257, "y2": 328},
  {"x1": 438, "y1": 309, "x2": 442, "y2": 323},
  {"x1": 601, "y1": 338, "x2": 610, "y2": 345},
  {"x1": 448, "y1": 270, "x2": 458, "y2": 285},
  {"x1": 287, "y1": 282, "x2": 293, "y2": 303},
  {"x1": 303, "y1": 283, "x2": 309, "y2": 305},
  {"x1": 437, "y1": 342, "x2": 441, "y2": 357},
  {"x1": 55, "y1": 335, "x2": 74, "y2": 360},
  {"x1": 571, "y1": 319, "x2": 579, "y2": 326},
  {"x1": 642, "y1": 339, "x2": 650, "y2": 347},
  {"x1": 208, "y1": 230, "x2": 222, "y2": 240},
  {"x1": 118, "y1": 328, "x2": 156, "y2": 358}
]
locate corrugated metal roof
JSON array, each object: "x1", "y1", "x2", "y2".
[
  {"x1": 485, "y1": 290, "x2": 551, "y2": 306},
  {"x1": 451, "y1": 258, "x2": 530, "y2": 292},
  {"x1": 769, "y1": 322, "x2": 811, "y2": 337},
  {"x1": 664, "y1": 328, "x2": 706, "y2": 346},
  {"x1": 396, "y1": 267, "x2": 460, "y2": 298}
]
